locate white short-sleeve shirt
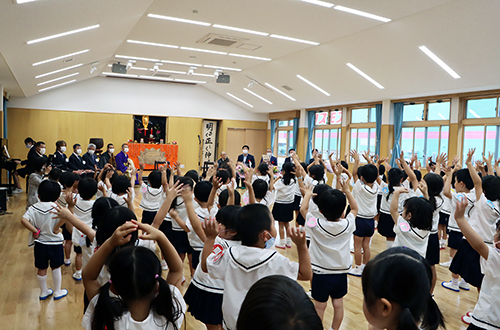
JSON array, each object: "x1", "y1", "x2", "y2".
[
  {"x1": 139, "y1": 183, "x2": 164, "y2": 212},
  {"x1": 352, "y1": 180, "x2": 379, "y2": 219},
  {"x1": 274, "y1": 178, "x2": 297, "y2": 204},
  {"x1": 72, "y1": 197, "x2": 95, "y2": 247},
  {"x1": 470, "y1": 194, "x2": 500, "y2": 244},
  {"x1": 379, "y1": 182, "x2": 413, "y2": 215},
  {"x1": 23, "y1": 202, "x2": 64, "y2": 245},
  {"x1": 109, "y1": 190, "x2": 135, "y2": 207},
  {"x1": 448, "y1": 190, "x2": 476, "y2": 233},
  {"x1": 186, "y1": 206, "x2": 209, "y2": 251},
  {"x1": 393, "y1": 216, "x2": 430, "y2": 257}
]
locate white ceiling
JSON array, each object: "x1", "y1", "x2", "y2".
[{"x1": 1, "y1": 0, "x2": 500, "y2": 113}]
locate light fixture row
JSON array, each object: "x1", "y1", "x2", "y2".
[{"x1": 299, "y1": 1, "x2": 391, "y2": 23}]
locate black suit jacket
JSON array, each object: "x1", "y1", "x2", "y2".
[
  {"x1": 284, "y1": 157, "x2": 292, "y2": 163},
  {"x1": 260, "y1": 156, "x2": 277, "y2": 166},
  {"x1": 82, "y1": 152, "x2": 97, "y2": 170},
  {"x1": 26, "y1": 151, "x2": 48, "y2": 174},
  {"x1": 68, "y1": 153, "x2": 85, "y2": 170},
  {"x1": 52, "y1": 151, "x2": 68, "y2": 170},
  {"x1": 237, "y1": 154, "x2": 256, "y2": 168}
]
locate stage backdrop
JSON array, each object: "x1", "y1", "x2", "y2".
[
  {"x1": 133, "y1": 115, "x2": 166, "y2": 143},
  {"x1": 128, "y1": 143, "x2": 178, "y2": 170}
]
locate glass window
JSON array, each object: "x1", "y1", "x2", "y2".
[
  {"x1": 428, "y1": 101, "x2": 450, "y2": 120},
  {"x1": 466, "y1": 98, "x2": 497, "y2": 119},
  {"x1": 403, "y1": 104, "x2": 425, "y2": 122},
  {"x1": 315, "y1": 112, "x2": 328, "y2": 125},
  {"x1": 401, "y1": 127, "x2": 414, "y2": 160},
  {"x1": 401, "y1": 126, "x2": 449, "y2": 161},
  {"x1": 463, "y1": 126, "x2": 485, "y2": 163},
  {"x1": 314, "y1": 128, "x2": 341, "y2": 159},
  {"x1": 369, "y1": 108, "x2": 377, "y2": 122},
  {"x1": 440, "y1": 126, "x2": 449, "y2": 155},
  {"x1": 277, "y1": 131, "x2": 288, "y2": 156},
  {"x1": 330, "y1": 111, "x2": 342, "y2": 125},
  {"x1": 351, "y1": 109, "x2": 368, "y2": 123},
  {"x1": 414, "y1": 127, "x2": 426, "y2": 160},
  {"x1": 350, "y1": 128, "x2": 376, "y2": 158},
  {"x1": 278, "y1": 120, "x2": 288, "y2": 127}
]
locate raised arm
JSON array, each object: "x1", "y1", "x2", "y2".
[
  {"x1": 152, "y1": 180, "x2": 183, "y2": 229},
  {"x1": 466, "y1": 148, "x2": 483, "y2": 202},
  {"x1": 391, "y1": 187, "x2": 409, "y2": 223},
  {"x1": 435, "y1": 153, "x2": 447, "y2": 174},
  {"x1": 207, "y1": 176, "x2": 223, "y2": 210},
  {"x1": 454, "y1": 199, "x2": 489, "y2": 260},
  {"x1": 400, "y1": 152, "x2": 418, "y2": 192},
  {"x1": 300, "y1": 185, "x2": 314, "y2": 220},
  {"x1": 339, "y1": 169, "x2": 358, "y2": 218},
  {"x1": 201, "y1": 218, "x2": 218, "y2": 273},
  {"x1": 51, "y1": 205, "x2": 95, "y2": 240},
  {"x1": 138, "y1": 162, "x2": 145, "y2": 186},
  {"x1": 484, "y1": 152, "x2": 494, "y2": 176},
  {"x1": 443, "y1": 164, "x2": 453, "y2": 199},
  {"x1": 288, "y1": 227, "x2": 312, "y2": 281},
  {"x1": 182, "y1": 189, "x2": 207, "y2": 243},
  {"x1": 350, "y1": 150, "x2": 360, "y2": 182}
]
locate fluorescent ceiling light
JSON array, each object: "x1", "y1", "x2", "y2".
[
  {"x1": 152, "y1": 69, "x2": 186, "y2": 75},
  {"x1": 264, "y1": 82, "x2": 296, "y2": 101},
  {"x1": 35, "y1": 63, "x2": 82, "y2": 78},
  {"x1": 127, "y1": 40, "x2": 178, "y2": 49},
  {"x1": 38, "y1": 79, "x2": 76, "y2": 92},
  {"x1": 301, "y1": 0, "x2": 334, "y2": 8},
  {"x1": 102, "y1": 72, "x2": 139, "y2": 78},
  {"x1": 16, "y1": 0, "x2": 36, "y2": 4},
  {"x1": 228, "y1": 53, "x2": 271, "y2": 61},
  {"x1": 139, "y1": 75, "x2": 174, "y2": 82},
  {"x1": 147, "y1": 13, "x2": 211, "y2": 26},
  {"x1": 296, "y1": 74, "x2": 330, "y2": 96},
  {"x1": 227, "y1": 93, "x2": 253, "y2": 107},
  {"x1": 212, "y1": 24, "x2": 268, "y2": 36},
  {"x1": 269, "y1": 34, "x2": 319, "y2": 46},
  {"x1": 192, "y1": 73, "x2": 215, "y2": 77},
  {"x1": 180, "y1": 47, "x2": 227, "y2": 55},
  {"x1": 334, "y1": 5, "x2": 391, "y2": 23},
  {"x1": 32, "y1": 49, "x2": 89, "y2": 66},
  {"x1": 244, "y1": 88, "x2": 273, "y2": 105},
  {"x1": 468, "y1": 109, "x2": 481, "y2": 118},
  {"x1": 204, "y1": 64, "x2": 241, "y2": 72},
  {"x1": 161, "y1": 59, "x2": 203, "y2": 67},
  {"x1": 116, "y1": 55, "x2": 160, "y2": 62},
  {"x1": 175, "y1": 78, "x2": 207, "y2": 84},
  {"x1": 346, "y1": 63, "x2": 385, "y2": 89},
  {"x1": 37, "y1": 72, "x2": 79, "y2": 86},
  {"x1": 27, "y1": 24, "x2": 99, "y2": 45},
  {"x1": 419, "y1": 46, "x2": 461, "y2": 79}
]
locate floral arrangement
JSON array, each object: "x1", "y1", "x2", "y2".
[{"x1": 272, "y1": 166, "x2": 279, "y2": 174}]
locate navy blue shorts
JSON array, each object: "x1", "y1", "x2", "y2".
[
  {"x1": 61, "y1": 224, "x2": 72, "y2": 240},
  {"x1": 353, "y1": 217, "x2": 375, "y2": 237},
  {"x1": 466, "y1": 324, "x2": 485, "y2": 330},
  {"x1": 425, "y1": 233, "x2": 440, "y2": 265},
  {"x1": 34, "y1": 242, "x2": 64, "y2": 269},
  {"x1": 170, "y1": 230, "x2": 194, "y2": 255},
  {"x1": 311, "y1": 273, "x2": 348, "y2": 302},
  {"x1": 377, "y1": 212, "x2": 395, "y2": 238},
  {"x1": 439, "y1": 212, "x2": 450, "y2": 226},
  {"x1": 141, "y1": 210, "x2": 157, "y2": 225},
  {"x1": 159, "y1": 220, "x2": 173, "y2": 242},
  {"x1": 448, "y1": 231, "x2": 463, "y2": 250},
  {"x1": 74, "y1": 245, "x2": 82, "y2": 254},
  {"x1": 450, "y1": 239, "x2": 484, "y2": 288}
]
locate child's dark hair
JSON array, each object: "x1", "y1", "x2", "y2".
[
  {"x1": 237, "y1": 275, "x2": 323, "y2": 330},
  {"x1": 455, "y1": 168, "x2": 474, "y2": 190},
  {"x1": 282, "y1": 162, "x2": 296, "y2": 185},
  {"x1": 185, "y1": 169, "x2": 200, "y2": 183},
  {"x1": 216, "y1": 205, "x2": 241, "y2": 240},
  {"x1": 95, "y1": 206, "x2": 138, "y2": 246},
  {"x1": 91, "y1": 197, "x2": 119, "y2": 235},
  {"x1": 386, "y1": 168, "x2": 404, "y2": 201},
  {"x1": 341, "y1": 160, "x2": 348, "y2": 170},
  {"x1": 312, "y1": 184, "x2": 331, "y2": 205},
  {"x1": 361, "y1": 164, "x2": 378, "y2": 184},
  {"x1": 148, "y1": 170, "x2": 162, "y2": 189},
  {"x1": 379, "y1": 164, "x2": 387, "y2": 183},
  {"x1": 403, "y1": 170, "x2": 422, "y2": 190},
  {"x1": 59, "y1": 171, "x2": 69, "y2": 188},
  {"x1": 309, "y1": 165, "x2": 325, "y2": 183},
  {"x1": 403, "y1": 197, "x2": 433, "y2": 231},
  {"x1": 219, "y1": 189, "x2": 241, "y2": 207},
  {"x1": 102, "y1": 168, "x2": 118, "y2": 185},
  {"x1": 357, "y1": 165, "x2": 364, "y2": 179},
  {"x1": 78, "y1": 178, "x2": 98, "y2": 200},
  {"x1": 236, "y1": 204, "x2": 273, "y2": 246},
  {"x1": 423, "y1": 173, "x2": 444, "y2": 212},
  {"x1": 253, "y1": 179, "x2": 268, "y2": 200},
  {"x1": 194, "y1": 181, "x2": 212, "y2": 203},
  {"x1": 33, "y1": 157, "x2": 47, "y2": 173},
  {"x1": 216, "y1": 169, "x2": 230, "y2": 185},
  {"x1": 48, "y1": 168, "x2": 62, "y2": 181},
  {"x1": 111, "y1": 175, "x2": 131, "y2": 195},
  {"x1": 362, "y1": 247, "x2": 445, "y2": 330},
  {"x1": 65, "y1": 172, "x2": 81, "y2": 189},
  {"x1": 300, "y1": 162, "x2": 308, "y2": 174},
  {"x1": 92, "y1": 246, "x2": 183, "y2": 330},
  {"x1": 316, "y1": 189, "x2": 346, "y2": 221},
  {"x1": 176, "y1": 176, "x2": 194, "y2": 190},
  {"x1": 257, "y1": 163, "x2": 270, "y2": 176},
  {"x1": 482, "y1": 175, "x2": 500, "y2": 202},
  {"x1": 38, "y1": 180, "x2": 61, "y2": 202}
]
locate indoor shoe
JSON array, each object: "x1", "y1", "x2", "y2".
[
  {"x1": 64, "y1": 259, "x2": 71, "y2": 266},
  {"x1": 348, "y1": 266, "x2": 363, "y2": 277},
  {"x1": 12, "y1": 188, "x2": 23, "y2": 194},
  {"x1": 461, "y1": 314, "x2": 473, "y2": 325},
  {"x1": 459, "y1": 280, "x2": 470, "y2": 291},
  {"x1": 285, "y1": 237, "x2": 292, "y2": 248},
  {"x1": 439, "y1": 260, "x2": 452, "y2": 267},
  {"x1": 306, "y1": 289, "x2": 312, "y2": 299},
  {"x1": 441, "y1": 281, "x2": 460, "y2": 292},
  {"x1": 73, "y1": 271, "x2": 82, "y2": 281},
  {"x1": 54, "y1": 289, "x2": 68, "y2": 300},
  {"x1": 39, "y1": 289, "x2": 53, "y2": 300},
  {"x1": 275, "y1": 239, "x2": 286, "y2": 249}
]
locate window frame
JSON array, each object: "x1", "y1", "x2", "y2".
[
  {"x1": 275, "y1": 118, "x2": 295, "y2": 161},
  {"x1": 312, "y1": 109, "x2": 343, "y2": 160},
  {"x1": 402, "y1": 99, "x2": 451, "y2": 123},
  {"x1": 400, "y1": 125, "x2": 449, "y2": 161},
  {"x1": 348, "y1": 105, "x2": 380, "y2": 162}
]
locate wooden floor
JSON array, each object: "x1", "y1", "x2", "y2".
[{"x1": 0, "y1": 182, "x2": 476, "y2": 330}]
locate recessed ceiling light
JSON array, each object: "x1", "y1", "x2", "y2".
[
  {"x1": 115, "y1": 55, "x2": 160, "y2": 62},
  {"x1": 244, "y1": 88, "x2": 273, "y2": 105},
  {"x1": 180, "y1": 47, "x2": 227, "y2": 55},
  {"x1": 147, "y1": 13, "x2": 211, "y2": 26},
  {"x1": 228, "y1": 53, "x2": 271, "y2": 61},
  {"x1": 227, "y1": 93, "x2": 253, "y2": 107},
  {"x1": 37, "y1": 72, "x2": 79, "y2": 86},
  {"x1": 192, "y1": 73, "x2": 215, "y2": 77},
  {"x1": 334, "y1": 5, "x2": 391, "y2": 23},
  {"x1": 161, "y1": 59, "x2": 203, "y2": 67},
  {"x1": 269, "y1": 34, "x2": 319, "y2": 46},
  {"x1": 346, "y1": 63, "x2": 385, "y2": 89},
  {"x1": 300, "y1": 0, "x2": 334, "y2": 8},
  {"x1": 16, "y1": 0, "x2": 36, "y2": 4},
  {"x1": 175, "y1": 78, "x2": 207, "y2": 84},
  {"x1": 419, "y1": 46, "x2": 461, "y2": 79},
  {"x1": 264, "y1": 83, "x2": 296, "y2": 101},
  {"x1": 27, "y1": 24, "x2": 100, "y2": 45},
  {"x1": 35, "y1": 63, "x2": 83, "y2": 78},
  {"x1": 212, "y1": 24, "x2": 268, "y2": 36},
  {"x1": 32, "y1": 49, "x2": 89, "y2": 66},
  {"x1": 127, "y1": 40, "x2": 178, "y2": 49},
  {"x1": 296, "y1": 74, "x2": 330, "y2": 96},
  {"x1": 38, "y1": 79, "x2": 76, "y2": 92},
  {"x1": 204, "y1": 64, "x2": 241, "y2": 72},
  {"x1": 102, "y1": 72, "x2": 139, "y2": 78},
  {"x1": 138, "y1": 75, "x2": 174, "y2": 82}
]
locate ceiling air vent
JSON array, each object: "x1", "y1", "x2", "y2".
[
  {"x1": 197, "y1": 33, "x2": 249, "y2": 48},
  {"x1": 282, "y1": 85, "x2": 293, "y2": 91}
]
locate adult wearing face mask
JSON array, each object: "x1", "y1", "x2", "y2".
[
  {"x1": 17, "y1": 137, "x2": 37, "y2": 179},
  {"x1": 236, "y1": 145, "x2": 255, "y2": 188},
  {"x1": 98, "y1": 143, "x2": 115, "y2": 169},
  {"x1": 82, "y1": 143, "x2": 98, "y2": 171},
  {"x1": 260, "y1": 148, "x2": 277, "y2": 166},
  {"x1": 24, "y1": 141, "x2": 48, "y2": 177},
  {"x1": 284, "y1": 149, "x2": 296, "y2": 163},
  {"x1": 68, "y1": 143, "x2": 86, "y2": 174},
  {"x1": 52, "y1": 140, "x2": 69, "y2": 170},
  {"x1": 115, "y1": 143, "x2": 130, "y2": 175}
]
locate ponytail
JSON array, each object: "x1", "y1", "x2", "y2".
[
  {"x1": 420, "y1": 296, "x2": 445, "y2": 330},
  {"x1": 92, "y1": 282, "x2": 126, "y2": 330},
  {"x1": 397, "y1": 307, "x2": 419, "y2": 330},
  {"x1": 152, "y1": 276, "x2": 184, "y2": 330},
  {"x1": 423, "y1": 173, "x2": 444, "y2": 212},
  {"x1": 386, "y1": 168, "x2": 404, "y2": 202}
]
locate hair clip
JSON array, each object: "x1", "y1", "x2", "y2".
[
  {"x1": 155, "y1": 274, "x2": 159, "y2": 279},
  {"x1": 108, "y1": 280, "x2": 112, "y2": 284}
]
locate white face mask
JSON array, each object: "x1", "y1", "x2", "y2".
[
  {"x1": 60, "y1": 146, "x2": 66, "y2": 153},
  {"x1": 26, "y1": 144, "x2": 31, "y2": 149},
  {"x1": 76, "y1": 149, "x2": 82, "y2": 155},
  {"x1": 88, "y1": 150, "x2": 95, "y2": 155},
  {"x1": 267, "y1": 152, "x2": 272, "y2": 157},
  {"x1": 124, "y1": 147, "x2": 129, "y2": 153},
  {"x1": 242, "y1": 150, "x2": 248, "y2": 155},
  {"x1": 109, "y1": 148, "x2": 115, "y2": 154},
  {"x1": 39, "y1": 148, "x2": 46, "y2": 155}
]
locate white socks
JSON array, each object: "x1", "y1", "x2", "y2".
[
  {"x1": 52, "y1": 268, "x2": 62, "y2": 294},
  {"x1": 451, "y1": 278, "x2": 459, "y2": 287},
  {"x1": 386, "y1": 240, "x2": 395, "y2": 249},
  {"x1": 459, "y1": 278, "x2": 467, "y2": 286},
  {"x1": 37, "y1": 275, "x2": 49, "y2": 294}
]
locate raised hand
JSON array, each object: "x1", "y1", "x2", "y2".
[
  {"x1": 65, "y1": 191, "x2": 76, "y2": 208},
  {"x1": 139, "y1": 162, "x2": 145, "y2": 170},
  {"x1": 109, "y1": 221, "x2": 138, "y2": 248},
  {"x1": 395, "y1": 187, "x2": 410, "y2": 194},
  {"x1": 466, "y1": 148, "x2": 476, "y2": 165},
  {"x1": 132, "y1": 220, "x2": 164, "y2": 242},
  {"x1": 349, "y1": 150, "x2": 359, "y2": 162},
  {"x1": 50, "y1": 204, "x2": 73, "y2": 220},
  {"x1": 165, "y1": 180, "x2": 184, "y2": 200},
  {"x1": 202, "y1": 217, "x2": 219, "y2": 239},
  {"x1": 288, "y1": 226, "x2": 307, "y2": 247}
]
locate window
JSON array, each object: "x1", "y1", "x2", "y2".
[
  {"x1": 465, "y1": 98, "x2": 498, "y2": 119},
  {"x1": 401, "y1": 126, "x2": 449, "y2": 161},
  {"x1": 462, "y1": 125, "x2": 500, "y2": 163},
  {"x1": 312, "y1": 109, "x2": 342, "y2": 160},
  {"x1": 403, "y1": 101, "x2": 450, "y2": 122},
  {"x1": 351, "y1": 107, "x2": 376, "y2": 123},
  {"x1": 276, "y1": 119, "x2": 295, "y2": 166},
  {"x1": 350, "y1": 128, "x2": 376, "y2": 154},
  {"x1": 278, "y1": 119, "x2": 294, "y2": 127}
]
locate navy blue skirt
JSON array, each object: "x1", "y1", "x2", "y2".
[
  {"x1": 292, "y1": 195, "x2": 301, "y2": 211},
  {"x1": 170, "y1": 230, "x2": 194, "y2": 255},
  {"x1": 141, "y1": 210, "x2": 157, "y2": 225},
  {"x1": 425, "y1": 233, "x2": 440, "y2": 265},
  {"x1": 377, "y1": 212, "x2": 396, "y2": 238},
  {"x1": 184, "y1": 283, "x2": 223, "y2": 325},
  {"x1": 272, "y1": 202, "x2": 294, "y2": 222},
  {"x1": 449, "y1": 239, "x2": 484, "y2": 288}
]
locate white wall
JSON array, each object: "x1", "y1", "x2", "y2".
[{"x1": 8, "y1": 76, "x2": 267, "y2": 122}]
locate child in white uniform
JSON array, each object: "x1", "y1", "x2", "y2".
[
  {"x1": 138, "y1": 164, "x2": 164, "y2": 225},
  {"x1": 109, "y1": 174, "x2": 136, "y2": 207},
  {"x1": 57, "y1": 172, "x2": 79, "y2": 266},
  {"x1": 272, "y1": 162, "x2": 298, "y2": 249}
]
